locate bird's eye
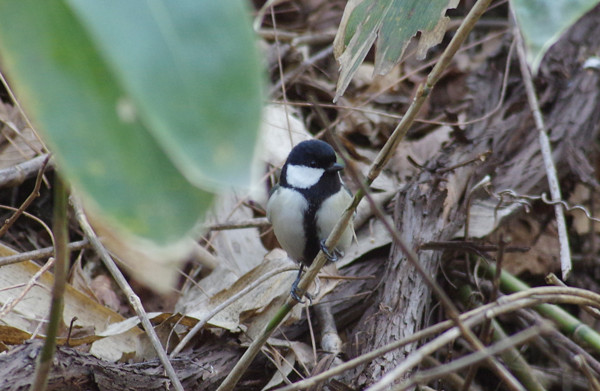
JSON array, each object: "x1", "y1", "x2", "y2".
[{"x1": 309, "y1": 160, "x2": 317, "y2": 167}]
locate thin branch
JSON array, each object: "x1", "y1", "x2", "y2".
[
  {"x1": 0, "y1": 155, "x2": 50, "y2": 238},
  {"x1": 0, "y1": 240, "x2": 89, "y2": 267},
  {"x1": 72, "y1": 198, "x2": 184, "y2": 391},
  {"x1": 398, "y1": 324, "x2": 546, "y2": 391},
  {"x1": 278, "y1": 285, "x2": 600, "y2": 391},
  {"x1": 0, "y1": 154, "x2": 52, "y2": 188},
  {"x1": 512, "y1": 11, "x2": 571, "y2": 279}
]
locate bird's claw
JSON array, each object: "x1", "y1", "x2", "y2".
[
  {"x1": 320, "y1": 239, "x2": 343, "y2": 262},
  {"x1": 290, "y1": 267, "x2": 313, "y2": 304}
]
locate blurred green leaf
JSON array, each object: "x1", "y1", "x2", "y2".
[
  {"x1": 511, "y1": 0, "x2": 600, "y2": 74},
  {"x1": 333, "y1": 0, "x2": 458, "y2": 101},
  {"x1": 67, "y1": 0, "x2": 264, "y2": 189},
  {"x1": 0, "y1": 0, "x2": 263, "y2": 244}
]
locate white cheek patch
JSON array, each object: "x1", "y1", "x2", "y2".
[{"x1": 286, "y1": 164, "x2": 324, "y2": 189}]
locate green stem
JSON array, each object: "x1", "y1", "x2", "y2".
[
  {"x1": 481, "y1": 263, "x2": 600, "y2": 354},
  {"x1": 30, "y1": 175, "x2": 69, "y2": 391}
]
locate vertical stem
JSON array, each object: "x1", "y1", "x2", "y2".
[{"x1": 30, "y1": 175, "x2": 69, "y2": 391}]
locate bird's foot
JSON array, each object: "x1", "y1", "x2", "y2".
[
  {"x1": 290, "y1": 267, "x2": 313, "y2": 304},
  {"x1": 320, "y1": 239, "x2": 343, "y2": 262}
]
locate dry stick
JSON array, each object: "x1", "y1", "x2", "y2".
[
  {"x1": 206, "y1": 218, "x2": 270, "y2": 231},
  {"x1": 0, "y1": 155, "x2": 50, "y2": 238},
  {"x1": 574, "y1": 355, "x2": 600, "y2": 391},
  {"x1": 169, "y1": 265, "x2": 298, "y2": 356},
  {"x1": 29, "y1": 176, "x2": 68, "y2": 391},
  {"x1": 216, "y1": 1, "x2": 498, "y2": 390},
  {"x1": 0, "y1": 154, "x2": 52, "y2": 188},
  {"x1": 513, "y1": 18, "x2": 571, "y2": 279},
  {"x1": 72, "y1": 199, "x2": 184, "y2": 391},
  {"x1": 370, "y1": 288, "x2": 600, "y2": 391},
  {"x1": 397, "y1": 325, "x2": 547, "y2": 391},
  {"x1": 278, "y1": 287, "x2": 600, "y2": 391},
  {"x1": 0, "y1": 240, "x2": 89, "y2": 267}
]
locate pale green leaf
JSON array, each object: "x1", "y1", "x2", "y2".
[
  {"x1": 333, "y1": 0, "x2": 458, "y2": 101},
  {"x1": 511, "y1": 0, "x2": 600, "y2": 74}
]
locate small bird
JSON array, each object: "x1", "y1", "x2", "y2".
[{"x1": 267, "y1": 139, "x2": 353, "y2": 301}]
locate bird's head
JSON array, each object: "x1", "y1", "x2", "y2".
[{"x1": 282, "y1": 139, "x2": 343, "y2": 189}]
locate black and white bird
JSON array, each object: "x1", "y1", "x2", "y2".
[{"x1": 267, "y1": 139, "x2": 353, "y2": 301}]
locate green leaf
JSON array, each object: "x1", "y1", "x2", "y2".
[
  {"x1": 333, "y1": 0, "x2": 459, "y2": 101},
  {"x1": 66, "y1": 0, "x2": 264, "y2": 190},
  {"x1": 0, "y1": 0, "x2": 262, "y2": 244},
  {"x1": 511, "y1": 0, "x2": 600, "y2": 74}
]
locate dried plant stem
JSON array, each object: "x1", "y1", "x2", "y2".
[
  {"x1": 513, "y1": 14, "x2": 571, "y2": 279},
  {"x1": 279, "y1": 285, "x2": 600, "y2": 391},
  {"x1": 216, "y1": 1, "x2": 498, "y2": 390},
  {"x1": 72, "y1": 198, "x2": 184, "y2": 391},
  {"x1": 0, "y1": 154, "x2": 52, "y2": 188},
  {"x1": 397, "y1": 324, "x2": 546, "y2": 391},
  {"x1": 29, "y1": 175, "x2": 69, "y2": 391},
  {"x1": 481, "y1": 263, "x2": 600, "y2": 354},
  {"x1": 0, "y1": 155, "x2": 50, "y2": 238},
  {"x1": 0, "y1": 240, "x2": 89, "y2": 267},
  {"x1": 458, "y1": 285, "x2": 547, "y2": 391}
]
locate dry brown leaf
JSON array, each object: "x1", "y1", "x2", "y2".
[
  {"x1": 489, "y1": 216, "x2": 560, "y2": 276},
  {"x1": 90, "y1": 274, "x2": 121, "y2": 312},
  {"x1": 0, "y1": 242, "x2": 141, "y2": 361}
]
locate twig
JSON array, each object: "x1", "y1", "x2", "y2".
[
  {"x1": 481, "y1": 263, "x2": 600, "y2": 354},
  {"x1": 205, "y1": 218, "x2": 270, "y2": 231},
  {"x1": 458, "y1": 285, "x2": 547, "y2": 391},
  {"x1": 0, "y1": 155, "x2": 50, "y2": 238},
  {"x1": 421, "y1": 241, "x2": 529, "y2": 253},
  {"x1": 512, "y1": 11, "x2": 571, "y2": 279},
  {"x1": 0, "y1": 240, "x2": 89, "y2": 267},
  {"x1": 170, "y1": 265, "x2": 297, "y2": 356},
  {"x1": 574, "y1": 355, "x2": 600, "y2": 391},
  {"x1": 398, "y1": 324, "x2": 546, "y2": 391},
  {"x1": 0, "y1": 154, "x2": 52, "y2": 188},
  {"x1": 546, "y1": 273, "x2": 600, "y2": 319},
  {"x1": 29, "y1": 176, "x2": 69, "y2": 391},
  {"x1": 278, "y1": 285, "x2": 600, "y2": 391},
  {"x1": 72, "y1": 198, "x2": 184, "y2": 391}
]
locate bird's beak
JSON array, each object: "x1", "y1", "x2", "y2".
[{"x1": 327, "y1": 162, "x2": 344, "y2": 173}]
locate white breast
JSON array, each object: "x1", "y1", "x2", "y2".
[
  {"x1": 285, "y1": 164, "x2": 324, "y2": 189},
  {"x1": 266, "y1": 187, "x2": 308, "y2": 262},
  {"x1": 316, "y1": 189, "x2": 353, "y2": 251}
]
